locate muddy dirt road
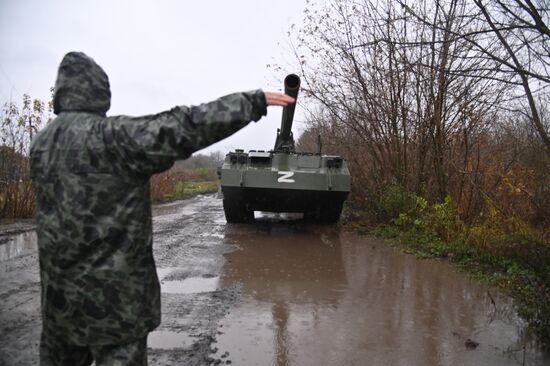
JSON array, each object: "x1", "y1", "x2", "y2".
[{"x1": 1, "y1": 195, "x2": 549, "y2": 365}]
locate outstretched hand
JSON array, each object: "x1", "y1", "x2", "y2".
[{"x1": 264, "y1": 91, "x2": 295, "y2": 107}]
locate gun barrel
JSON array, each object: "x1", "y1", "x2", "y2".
[{"x1": 279, "y1": 74, "x2": 300, "y2": 142}]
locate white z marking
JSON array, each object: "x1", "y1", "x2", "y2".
[{"x1": 277, "y1": 171, "x2": 295, "y2": 183}]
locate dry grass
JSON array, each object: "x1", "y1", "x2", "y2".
[
  {"x1": 0, "y1": 165, "x2": 218, "y2": 220},
  {"x1": 150, "y1": 167, "x2": 218, "y2": 202},
  {"x1": 0, "y1": 181, "x2": 34, "y2": 219}
]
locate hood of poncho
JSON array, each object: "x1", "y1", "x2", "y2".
[{"x1": 53, "y1": 52, "x2": 111, "y2": 115}]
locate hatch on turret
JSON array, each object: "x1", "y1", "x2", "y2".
[{"x1": 248, "y1": 151, "x2": 272, "y2": 164}]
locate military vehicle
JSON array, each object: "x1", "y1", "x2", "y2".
[{"x1": 219, "y1": 74, "x2": 351, "y2": 223}]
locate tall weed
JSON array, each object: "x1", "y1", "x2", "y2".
[{"x1": 0, "y1": 95, "x2": 49, "y2": 219}]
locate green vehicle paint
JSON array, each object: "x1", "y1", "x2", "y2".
[{"x1": 220, "y1": 74, "x2": 351, "y2": 223}]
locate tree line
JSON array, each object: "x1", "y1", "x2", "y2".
[{"x1": 290, "y1": 0, "x2": 549, "y2": 231}]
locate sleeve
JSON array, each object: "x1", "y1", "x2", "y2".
[{"x1": 103, "y1": 89, "x2": 267, "y2": 175}]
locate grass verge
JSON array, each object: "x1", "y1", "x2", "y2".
[
  {"x1": 155, "y1": 180, "x2": 218, "y2": 202},
  {"x1": 150, "y1": 168, "x2": 219, "y2": 203}
]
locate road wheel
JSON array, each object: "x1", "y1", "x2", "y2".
[{"x1": 223, "y1": 199, "x2": 254, "y2": 223}]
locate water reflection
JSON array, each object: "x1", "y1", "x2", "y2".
[
  {"x1": 218, "y1": 223, "x2": 345, "y2": 366},
  {"x1": 222, "y1": 223, "x2": 346, "y2": 302},
  {"x1": 148, "y1": 330, "x2": 192, "y2": 349},
  {"x1": 217, "y1": 224, "x2": 549, "y2": 366},
  {"x1": 0, "y1": 231, "x2": 37, "y2": 262},
  {"x1": 273, "y1": 302, "x2": 290, "y2": 366}
]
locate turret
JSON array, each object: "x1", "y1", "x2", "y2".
[{"x1": 273, "y1": 74, "x2": 300, "y2": 152}]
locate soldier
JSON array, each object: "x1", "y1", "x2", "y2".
[{"x1": 30, "y1": 51, "x2": 294, "y2": 366}]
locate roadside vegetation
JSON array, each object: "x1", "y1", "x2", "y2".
[
  {"x1": 291, "y1": 0, "x2": 550, "y2": 347},
  {"x1": 342, "y1": 186, "x2": 549, "y2": 344},
  {"x1": 0, "y1": 95, "x2": 48, "y2": 220},
  {"x1": 150, "y1": 157, "x2": 222, "y2": 203}
]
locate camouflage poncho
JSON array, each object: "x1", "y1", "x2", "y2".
[{"x1": 30, "y1": 52, "x2": 267, "y2": 345}]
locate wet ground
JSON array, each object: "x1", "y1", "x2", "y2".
[{"x1": 1, "y1": 195, "x2": 549, "y2": 365}]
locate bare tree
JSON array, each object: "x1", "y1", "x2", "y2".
[
  {"x1": 399, "y1": 0, "x2": 550, "y2": 156},
  {"x1": 290, "y1": 0, "x2": 506, "y2": 204},
  {"x1": 474, "y1": 0, "x2": 550, "y2": 155}
]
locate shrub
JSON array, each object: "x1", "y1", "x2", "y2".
[{"x1": 377, "y1": 183, "x2": 418, "y2": 222}]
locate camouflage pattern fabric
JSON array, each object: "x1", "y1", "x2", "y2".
[
  {"x1": 30, "y1": 52, "x2": 267, "y2": 346},
  {"x1": 40, "y1": 332, "x2": 147, "y2": 366}
]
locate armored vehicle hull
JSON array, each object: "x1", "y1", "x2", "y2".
[
  {"x1": 221, "y1": 151, "x2": 350, "y2": 222},
  {"x1": 220, "y1": 74, "x2": 351, "y2": 223}
]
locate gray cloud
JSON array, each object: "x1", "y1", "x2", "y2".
[{"x1": 0, "y1": 0, "x2": 307, "y2": 154}]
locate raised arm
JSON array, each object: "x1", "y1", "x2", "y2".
[{"x1": 104, "y1": 89, "x2": 294, "y2": 175}]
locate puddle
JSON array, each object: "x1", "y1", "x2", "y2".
[
  {"x1": 199, "y1": 232, "x2": 224, "y2": 239},
  {"x1": 179, "y1": 206, "x2": 199, "y2": 216},
  {"x1": 161, "y1": 276, "x2": 219, "y2": 294},
  {"x1": 152, "y1": 195, "x2": 214, "y2": 217},
  {"x1": 148, "y1": 330, "x2": 193, "y2": 349},
  {"x1": 213, "y1": 217, "x2": 227, "y2": 225},
  {"x1": 156, "y1": 267, "x2": 185, "y2": 280},
  {"x1": 0, "y1": 231, "x2": 37, "y2": 262},
  {"x1": 216, "y1": 227, "x2": 550, "y2": 366},
  {"x1": 152, "y1": 201, "x2": 186, "y2": 216}
]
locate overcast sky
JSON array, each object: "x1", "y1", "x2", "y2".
[{"x1": 0, "y1": 0, "x2": 308, "y2": 154}]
